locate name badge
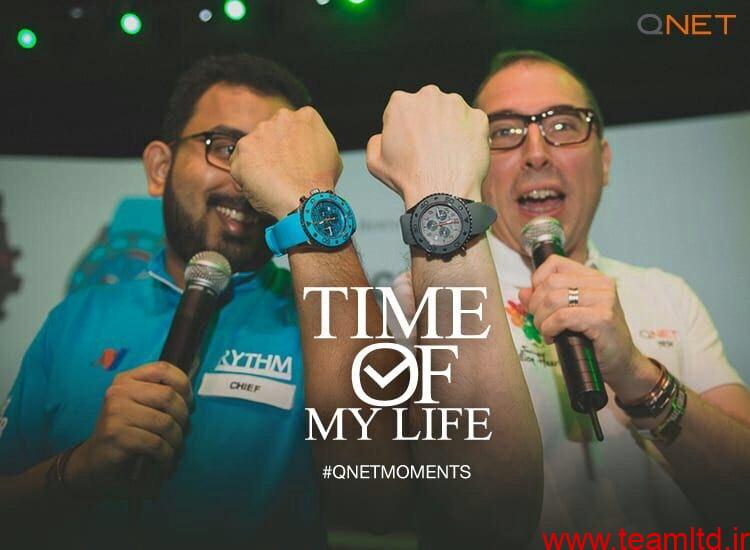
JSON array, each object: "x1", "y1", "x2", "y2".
[{"x1": 197, "y1": 373, "x2": 296, "y2": 410}]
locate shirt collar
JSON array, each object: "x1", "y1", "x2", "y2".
[
  {"x1": 487, "y1": 232, "x2": 600, "y2": 288},
  {"x1": 146, "y1": 249, "x2": 276, "y2": 295}
]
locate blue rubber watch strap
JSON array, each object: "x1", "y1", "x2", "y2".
[{"x1": 265, "y1": 212, "x2": 309, "y2": 257}]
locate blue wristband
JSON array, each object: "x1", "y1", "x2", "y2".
[{"x1": 265, "y1": 212, "x2": 309, "y2": 257}]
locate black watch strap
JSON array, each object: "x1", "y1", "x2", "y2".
[
  {"x1": 466, "y1": 201, "x2": 497, "y2": 236},
  {"x1": 400, "y1": 212, "x2": 417, "y2": 245},
  {"x1": 400, "y1": 196, "x2": 497, "y2": 246}
]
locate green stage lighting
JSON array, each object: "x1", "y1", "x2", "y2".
[
  {"x1": 224, "y1": 0, "x2": 247, "y2": 21},
  {"x1": 120, "y1": 12, "x2": 142, "y2": 35},
  {"x1": 17, "y1": 28, "x2": 37, "y2": 49}
]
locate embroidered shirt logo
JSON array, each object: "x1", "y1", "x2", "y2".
[
  {"x1": 505, "y1": 299, "x2": 543, "y2": 344},
  {"x1": 518, "y1": 344, "x2": 559, "y2": 368},
  {"x1": 639, "y1": 328, "x2": 678, "y2": 348},
  {"x1": 96, "y1": 348, "x2": 128, "y2": 371},
  {"x1": 506, "y1": 299, "x2": 559, "y2": 368},
  {"x1": 95, "y1": 348, "x2": 128, "y2": 371},
  {"x1": 215, "y1": 349, "x2": 293, "y2": 381}
]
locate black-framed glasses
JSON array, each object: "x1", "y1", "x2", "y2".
[
  {"x1": 488, "y1": 107, "x2": 597, "y2": 150},
  {"x1": 169, "y1": 131, "x2": 244, "y2": 171}
]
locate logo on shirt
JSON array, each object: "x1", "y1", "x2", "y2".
[
  {"x1": 505, "y1": 299, "x2": 542, "y2": 344},
  {"x1": 95, "y1": 347, "x2": 128, "y2": 371},
  {"x1": 639, "y1": 328, "x2": 678, "y2": 348},
  {"x1": 0, "y1": 397, "x2": 11, "y2": 439},
  {"x1": 518, "y1": 344, "x2": 559, "y2": 369},
  {"x1": 215, "y1": 349, "x2": 293, "y2": 381},
  {"x1": 506, "y1": 299, "x2": 559, "y2": 368}
]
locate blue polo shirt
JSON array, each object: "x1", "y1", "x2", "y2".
[{"x1": 0, "y1": 251, "x2": 323, "y2": 546}]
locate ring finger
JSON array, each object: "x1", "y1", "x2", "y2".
[{"x1": 531, "y1": 288, "x2": 611, "y2": 329}]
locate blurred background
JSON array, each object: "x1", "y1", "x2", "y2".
[
  {"x1": 1, "y1": 0, "x2": 748, "y2": 155},
  {"x1": 0, "y1": 3, "x2": 748, "y2": 544}
]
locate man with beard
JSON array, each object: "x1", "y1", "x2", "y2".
[
  {"x1": 394, "y1": 50, "x2": 750, "y2": 541},
  {"x1": 0, "y1": 54, "x2": 420, "y2": 547},
  {"x1": 0, "y1": 51, "x2": 548, "y2": 550}
]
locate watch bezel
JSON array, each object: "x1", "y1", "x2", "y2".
[
  {"x1": 300, "y1": 191, "x2": 356, "y2": 249},
  {"x1": 410, "y1": 193, "x2": 472, "y2": 256}
]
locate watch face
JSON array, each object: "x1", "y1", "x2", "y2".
[
  {"x1": 311, "y1": 200, "x2": 346, "y2": 239},
  {"x1": 419, "y1": 205, "x2": 463, "y2": 247},
  {"x1": 302, "y1": 192, "x2": 356, "y2": 248},
  {"x1": 409, "y1": 193, "x2": 472, "y2": 256}
]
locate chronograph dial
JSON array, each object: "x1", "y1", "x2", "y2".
[
  {"x1": 419, "y1": 205, "x2": 463, "y2": 247},
  {"x1": 300, "y1": 191, "x2": 355, "y2": 249},
  {"x1": 400, "y1": 193, "x2": 497, "y2": 257},
  {"x1": 265, "y1": 190, "x2": 356, "y2": 256}
]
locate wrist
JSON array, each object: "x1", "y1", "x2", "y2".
[
  {"x1": 63, "y1": 442, "x2": 94, "y2": 497},
  {"x1": 609, "y1": 351, "x2": 662, "y2": 403},
  {"x1": 403, "y1": 191, "x2": 423, "y2": 211},
  {"x1": 273, "y1": 182, "x2": 336, "y2": 220},
  {"x1": 629, "y1": 399, "x2": 672, "y2": 430},
  {"x1": 272, "y1": 194, "x2": 304, "y2": 221},
  {"x1": 403, "y1": 188, "x2": 482, "y2": 210}
]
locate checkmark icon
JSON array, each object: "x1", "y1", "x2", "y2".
[{"x1": 363, "y1": 357, "x2": 411, "y2": 389}]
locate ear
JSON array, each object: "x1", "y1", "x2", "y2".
[
  {"x1": 599, "y1": 137, "x2": 612, "y2": 188},
  {"x1": 143, "y1": 140, "x2": 173, "y2": 197}
]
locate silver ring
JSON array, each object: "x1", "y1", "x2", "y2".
[{"x1": 568, "y1": 287, "x2": 580, "y2": 307}]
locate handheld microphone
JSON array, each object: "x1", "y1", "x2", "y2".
[
  {"x1": 130, "y1": 251, "x2": 232, "y2": 482},
  {"x1": 521, "y1": 217, "x2": 607, "y2": 441}
]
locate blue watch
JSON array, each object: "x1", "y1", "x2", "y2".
[{"x1": 265, "y1": 189, "x2": 357, "y2": 257}]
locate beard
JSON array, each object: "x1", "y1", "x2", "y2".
[{"x1": 162, "y1": 170, "x2": 274, "y2": 273}]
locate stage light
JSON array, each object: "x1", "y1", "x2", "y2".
[
  {"x1": 224, "y1": 0, "x2": 247, "y2": 21},
  {"x1": 199, "y1": 9, "x2": 213, "y2": 22},
  {"x1": 348, "y1": 0, "x2": 366, "y2": 4},
  {"x1": 17, "y1": 28, "x2": 37, "y2": 49},
  {"x1": 316, "y1": 0, "x2": 330, "y2": 5},
  {"x1": 120, "y1": 12, "x2": 142, "y2": 35},
  {"x1": 69, "y1": 7, "x2": 84, "y2": 19}
]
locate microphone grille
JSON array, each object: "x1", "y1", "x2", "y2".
[
  {"x1": 184, "y1": 251, "x2": 232, "y2": 294},
  {"x1": 521, "y1": 216, "x2": 565, "y2": 256}
]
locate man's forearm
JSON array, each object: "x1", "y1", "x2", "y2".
[
  {"x1": 634, "y1": 388, "x2": 750, "y2": 525},
  {"x1": 1, "y1": 458, "x2": 52, "y2": 507},
  {"x1": 289, "y1": 242, "x2": 410, "y2": 428},
  {"x1": 288, "y1": 242, "x2": 414, "y2": 530},
  {"x1": 410, "y1": 236, "x2": 543, "y2": 546},
  {"x1": 1, "y1": 454, "x2": 92, "y2": 514}
]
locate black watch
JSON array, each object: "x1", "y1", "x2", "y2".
[{"x1": 400, "y1": 193, "x2": 497, "y2": 257}]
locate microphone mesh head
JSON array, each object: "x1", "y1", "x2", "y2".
[
  {"x1": 184, "y1": 251, "x2": 232, "y2": 294},
  {"x1": 521, "y1": 216, "x2": 565, "y2": 256}
]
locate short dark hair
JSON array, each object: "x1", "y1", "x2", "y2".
[
  {"x1": 161, "y1": 54, "x2": 312, "y2": 142},
  {"x1": 475, "y1": 49, "x2": 604, "y2": 135}
]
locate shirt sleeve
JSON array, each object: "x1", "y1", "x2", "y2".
[
  {"x1": 0, "y1": 314, "x2": 55, "y2": 475},
  {"x1": 671, "y1": 276, "x2": 745, "y2": 394}
]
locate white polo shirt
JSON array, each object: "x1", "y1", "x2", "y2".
[{"x1": 393, "y1": 234, "x2": 744, "y2": 544}]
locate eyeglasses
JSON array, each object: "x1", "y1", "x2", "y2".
[
  {"x1": 488, "y1": 107, "x2": 598, "y2": 150},
  {"x1": 169, "y1": 131, "x2": 244, "y2": 172}
]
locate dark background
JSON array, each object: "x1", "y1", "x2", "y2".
[{"x1": 1, "y1": 0, "x2": 747, "y2": 157}]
